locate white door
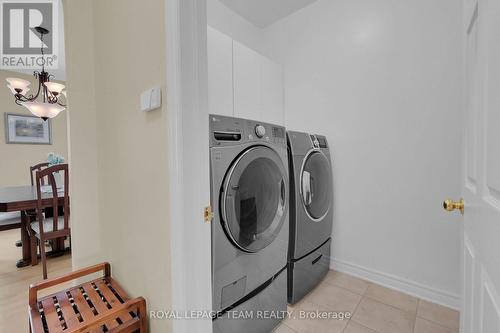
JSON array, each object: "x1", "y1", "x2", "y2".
[{"x1": 456, "y1": 0, "x2": 500, "y2": 332}]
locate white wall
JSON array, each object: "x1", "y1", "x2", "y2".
[{"x1": 265, "y1": 0, "x2": 463, "y2": 307}]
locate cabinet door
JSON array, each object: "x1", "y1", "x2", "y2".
[
  {"x1": 261, "y1": 58, "x2": 284, "y2": 125},
  {"x1": 233, "y1": 41, "x2": 262, "y2": 121},
  {"x1": 207, "y1": 26, "x2": 233, "y2": 117}
]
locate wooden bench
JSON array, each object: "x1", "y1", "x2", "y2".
[{"x1": 29, "y1": 262, "x2": 147, "y2": 333}]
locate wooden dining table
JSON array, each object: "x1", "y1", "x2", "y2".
[{"x1": 0, "y1": 185, "x2": 68, "y2": 268}]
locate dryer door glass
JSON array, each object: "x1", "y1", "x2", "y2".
[
  {"x1": 301, "y1": 151, "x2": 332, "y2": 221},
  {"x1": 222, "y1": 146, "x2": 287, "y2": 252}
]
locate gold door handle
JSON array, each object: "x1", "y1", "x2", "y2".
[{"x1": 443, "y1": 198, "x2": 464, "y2": 215}]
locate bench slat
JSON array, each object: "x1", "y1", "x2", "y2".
[
  {"x1": 83, "y1": 281, "x2": 120, "y2": 330},
  {"x1": 41, "y1": 297, "x2": 64, "y2": 333},
  {"x1": 69, "y1": 288, "x2": 103, "y2": 333},
  {"x1": 53, "y1": 290, "x2": 81, "y2": 329},
  {"x1": 95, "y1": 279, "x2": 134, "y2": 323}
]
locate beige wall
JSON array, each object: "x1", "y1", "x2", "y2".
[
  {"x1": 64, "y1": 0, "x2": 171, "y2": 331},
  {"x1": 0, "y1": 70, "x2": 68, "y2": 187}
]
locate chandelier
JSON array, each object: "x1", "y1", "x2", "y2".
[{"x1": 5, "y1": 26, "x2": 66, "y2": 121}]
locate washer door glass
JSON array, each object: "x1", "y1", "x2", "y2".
[
  {"x1": 222, "y1": 146, "x2": 287, "y2": 252},
  {"x1": 301, "y1": 151, "x2": 332, "y2": 221}
]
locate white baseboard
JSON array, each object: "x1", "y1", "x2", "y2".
[{"x1": 330, "y1": 258, "x2": 461, "y2": 311}]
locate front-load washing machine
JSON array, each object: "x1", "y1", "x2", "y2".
[
  {"x1": 287, "y1": 131, "x2": 333, "y2": 304},
  {"x1": 209, "y1": 115, "x2": 289, "y2": 333}
]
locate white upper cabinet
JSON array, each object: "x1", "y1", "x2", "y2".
[
  {"x1": 207, "y1": 26, "x2": 234, "y2": 117},
  {"x1": 233, "y1": 40, "x2": 262, "y2": 121},
  {"x1": 207, "y1": 27, "x2": 284, "y2": 125},
  {"x1": 261, "y1": 57, "x2": 284, "y2": 125}
]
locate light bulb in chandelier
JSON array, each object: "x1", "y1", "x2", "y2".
[
  {"x1": 44, "y1": 82, "x2": 65, "y2": 96},
  {"x1": 6, "y1": 78, "x2": 31, "y2": 94},
  {"x1": 7, "y1": 84, "x2": 30, "y2": 95},
  {"x1": 21, "y1": 101, "x2": 65, "y2": 121}
]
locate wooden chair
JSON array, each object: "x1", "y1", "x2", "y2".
[
  {"x1": 30, "y1": 162, "x2": 50, "y2": 186},
  {"x1": 29, "y1": 161, "x2": 65, "y2": 228},
  {"x1": 29, "y1": 262, "x2": 148, "y2": 333},
  {"x1": 28, "y1": 164, "x2": 70, "y2": 279},
  {"x1": 14, "y1": 163, "x2": 50, "y2": 248}
]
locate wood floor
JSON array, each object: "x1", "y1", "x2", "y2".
[{"x1": 0, "y1": 229, "x2": 72, "y2": 332}]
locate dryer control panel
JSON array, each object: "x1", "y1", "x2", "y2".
[{"x1": 310, "y1": 134, "x2": 328, "y2": 149}]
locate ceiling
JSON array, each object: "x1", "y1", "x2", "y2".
[{"x1": 219, "y1": 0, "x2": 319, "y2": 28}]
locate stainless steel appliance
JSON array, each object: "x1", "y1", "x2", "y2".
[
  {"x1": 210, "y1": 115, "x2": 289, "y2": 333},
  {"x1": 287, "y1": 131, "x2": 333, "y2": 304}
]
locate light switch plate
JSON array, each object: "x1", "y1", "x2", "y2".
[{"x1": 140, "y1": 86, "x2": 162, "y2": 112}]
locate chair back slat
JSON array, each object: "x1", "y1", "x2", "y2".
[{"x1": 35, "y1": 164, "x2": 70, "y2": 234}]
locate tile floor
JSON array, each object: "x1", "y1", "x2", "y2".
[{"x1": 274, "y1": 271, "x2": 460, "y2": 333}]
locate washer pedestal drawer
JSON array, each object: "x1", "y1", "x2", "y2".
[
  {"x1": 213, "y1": 270, "x2": 287, "y2": 333},
  {"x1": 288, "y1": 238, "x2": 331, "y2": 304}
]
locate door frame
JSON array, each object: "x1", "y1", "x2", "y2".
[{"x1": 165, "y1": 0, "x2": 212, "y2": 332}]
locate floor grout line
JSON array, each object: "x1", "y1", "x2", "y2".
[
  {"x1": 282, "y1": 322, "x2": 301, "y2": 333},
  {"x1": 321, "y1": 272, "x2": 369, "y2": 296},
  {"x1": 322, "y1": 280, "x2": 368, "y2": 297},
  {"x1": 363, "y1": 294, "x2": 418, "y2": 316},
  {"x1": 350, "y1": 319, "x2": 384, "y2": 333},
  {"x1": 415, "y1": 314, "x2": 460, "y2": 332},
  {"x1": 340, "y1": 288, "x2": 365, "y2": 333},
  {"x1": 413, "y1": 298, "x2": 420, "y2": 333}
]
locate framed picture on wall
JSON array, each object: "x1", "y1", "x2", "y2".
[{"x1": 4, "y1": 113, "x2": 52, "y2": 145}]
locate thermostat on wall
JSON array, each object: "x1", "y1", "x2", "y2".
[{"x1": 140, "y1": 86, "x2": 162, "y2": 112}]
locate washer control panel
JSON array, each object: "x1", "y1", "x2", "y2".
[{"x1": 209, "y1": 114, "x2": 286, "y2": 147}]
